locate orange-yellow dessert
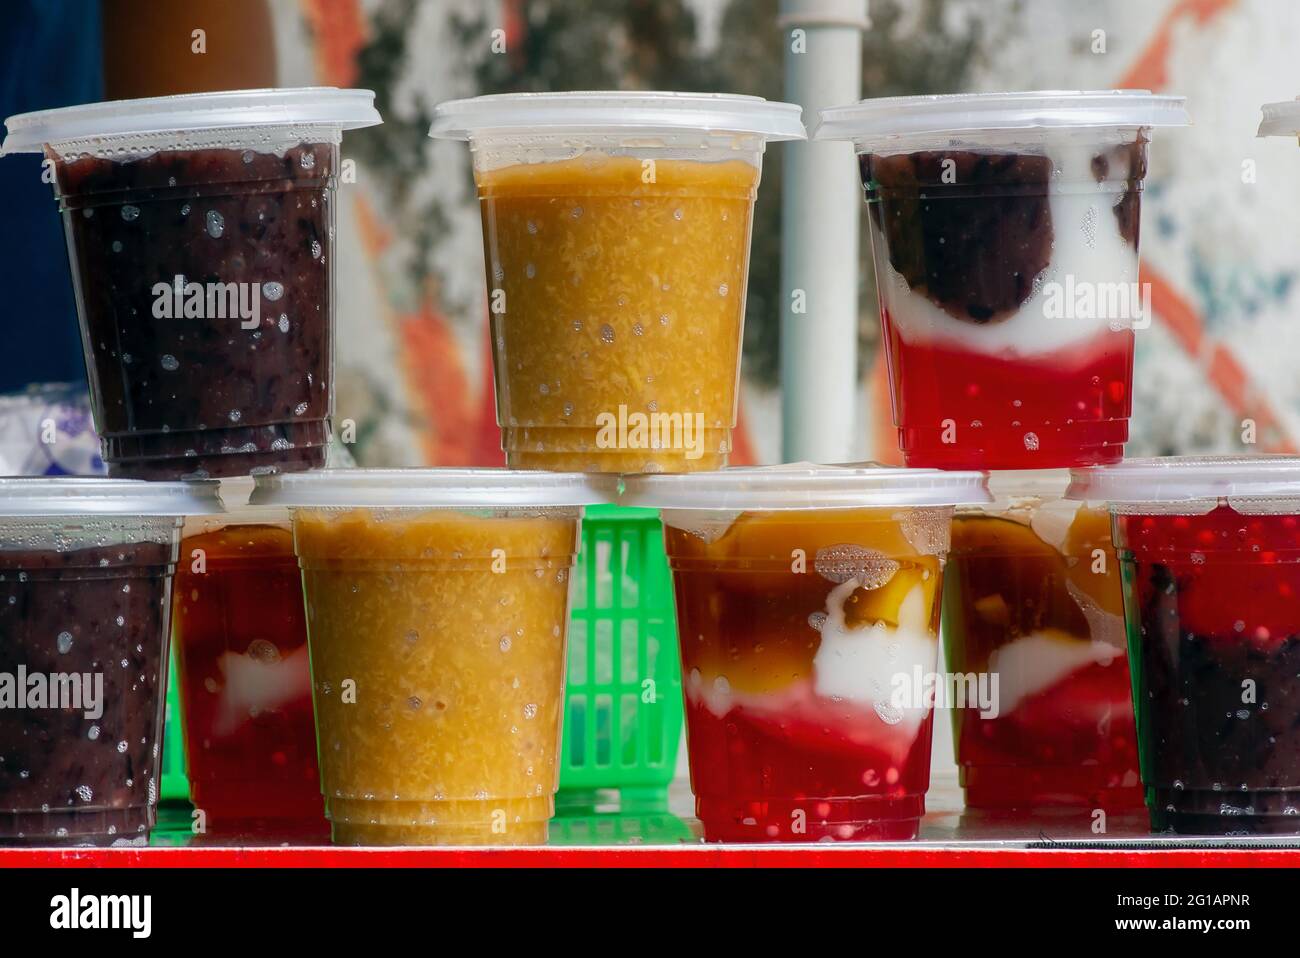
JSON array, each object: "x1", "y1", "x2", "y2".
[
  {"x1": 294, "y1": 507, "x2": 579, "y2": 845},
  {"x1": 476, "y1": 154, "x2": 760, "y2": 472}
]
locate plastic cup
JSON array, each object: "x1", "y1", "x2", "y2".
[
  {"x1": 622, "y1": 464, "x2": 988, "y2": 842},
  {"x1": 250, "y1": 469, "x2": 616, "y2": 846},
  {"x1": 171, "y1": 479, "x2": 327, "y2": 840},
  {"x1": 1070, "y1": 456, "x2": 1300, "y2": 835},
  {"x1": 815, "y1": 91, "x2": 1188, "y2": 470},
  {"x1": 942, "y1": 470, "x2": 1141, "y2": 813},
  {"x1": 1, "y1": 88, "x2": 381, "y2": 480},
  {"x1": 0, "y1": 478, "x2": 219, "y2": 846},
  {"x1": 430, "y1": 92, "x2": 804, "y2": 473}
]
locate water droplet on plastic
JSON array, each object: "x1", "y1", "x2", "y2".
[{"x1": 814, "y1": 545, "x2": 899, "y2": 587}]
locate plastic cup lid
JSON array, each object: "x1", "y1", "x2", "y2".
[
  {"x1": 429, "y1": 91, "x2": 806, "y2": 141},
  {"x1": 2, "y1": 87, "x2": 381, "y2": 154},
  {"x1": 984, "y1": 469, "x2": 1070, "y2": 501},
  {"x1": 1067, "y1": 455, "x2": 1300, "y2": 503},
  {"x1": 1258, "y1": 98, "x2": 1300, "y2": 137},
  {"x1": 249, "y1": 468, "x2": 618, "y2": 509},
  {"x1": 620, "y1": 462, "x2": 990, "y2": 511},
  {"x1": 813, "y1": 89, "x2": 1189, "y2": 142},
  {"x1": 206, "y1": 476, "x2": 287, "y2": 525},
  {"x1": 0, "y1": 477, "x2": 221, "y2": 517}
]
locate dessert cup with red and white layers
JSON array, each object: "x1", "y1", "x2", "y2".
[
  {"x1": 943, "y1": 470, "x2": 1142, "y2": 814},
  {"x1": 816, "y1": 91, "x2": 1188, "y2": 470},
  {"x1": 623, "y1": 464, "x2": 989, "y2": 842}
]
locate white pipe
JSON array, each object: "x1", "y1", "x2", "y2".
[{"x1": 778, "y1": 0, "x2": 868, "y2": 464}]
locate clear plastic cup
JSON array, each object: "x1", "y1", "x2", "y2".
[
  {"x1": 250, "y1": 468, "x2": 616, "y2": 846},
  {"x1": 622, "y1": 464, "x2": 989, "y2": 842},
  {"x1": 430, "y1": 92, "x2": 804, "y2": 473},
  {"x1": 942, "y1": 470, "x2": 1141, "y2": 813},
  {"x1": 172, "y1": 478, "x2": 327, "y2": 841},
  {"x1": 815, "y1": 91, "x2": 1188, "y2": 470},
  {"x1": 1070, "y1": 456, "x2": 1300, "y2": 835},
  {"x1": 1, "y1": 88, "x2": 381, "y2": 480},
  {"x1": 0, "y1": 478, "x2": 219, "y2": 845}
]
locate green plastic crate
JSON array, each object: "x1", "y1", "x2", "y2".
[
  {"x1": 158, "y1": 503, "x2": 684, "y2": 804},
  {"x1": 560, "y1": 504, "x2": 683, "y2": 794},
  {"x1": 160, "y1": 641, "x2": 189, "y2": 803}
]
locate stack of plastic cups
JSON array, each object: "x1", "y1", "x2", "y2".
[
  {"x1": 17, "y1": 77, "x2": 1297, "y2": 849},
  {"x1": 815, "y1": 91, "x2": 1192, "y2": 833},
  {"x1": 0, "y1": 88, "x2": 381, "y2": 846},
  {"x1": 434, "y1": 92, "x2": 840, "y2": 845}
]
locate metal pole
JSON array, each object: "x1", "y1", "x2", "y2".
[{"x1": 778, "y1": 0, "x2": 868, "y2": 464}]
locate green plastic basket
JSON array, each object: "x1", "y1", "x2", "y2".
[
  {"x1": 560, "y1": 504, "x2": 683, "y2": 794},
  {"x1": 157, "y1": 504, "x2": 684, "y2": 804},
  {"x1": 160, "y1": 641, "x2": 189, "y2": 803}
]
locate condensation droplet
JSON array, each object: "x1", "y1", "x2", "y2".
[{"x1": 814, "y1": 545, "x2": 899, "y2": 587}]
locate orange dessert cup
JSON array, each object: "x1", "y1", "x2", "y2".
[
  {"x1": 296, "y1": 508, "x2": 577, "y2": 845},
  {"x1": 430, "y1": 91, "x2": 807, "y2": 473},
  {"x1": 477, "y1": 155, "x2": 757, "y2": 473},
  {"x1": 251, "y1": 468, "x2": 612, "y2": 847}
]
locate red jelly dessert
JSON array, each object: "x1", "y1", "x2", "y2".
[
  {"x1": 813, "y1": 92, "x2": 1188, "y2": 469},
  {"x1": 623, "y1": 465, "x2": 988, "y2": 843},
  {"x1": 944, "y1": 474, "x2": 1142, "y2": 813},
  {"x1": 172, "y1": 519, "x2": 326, "y2": 839},
  {"x1": 882, "y1": 318, "x2": 1134, "y2": 470}
]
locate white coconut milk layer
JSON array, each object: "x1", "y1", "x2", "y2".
[
  {"x1": 871, "y1": 139, "x2": 1141, "y2": 357},
  {"x1": 987, "y1": 629, "x2": 1126, "y2": 716}
]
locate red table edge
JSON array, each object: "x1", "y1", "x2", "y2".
[{"x1": 2, "y1": 845, "x2": 1294, "y2": 868}]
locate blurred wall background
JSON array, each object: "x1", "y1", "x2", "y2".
[{"x1": 3, "y1": 0, "x2": 1298, "y2": 466}]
